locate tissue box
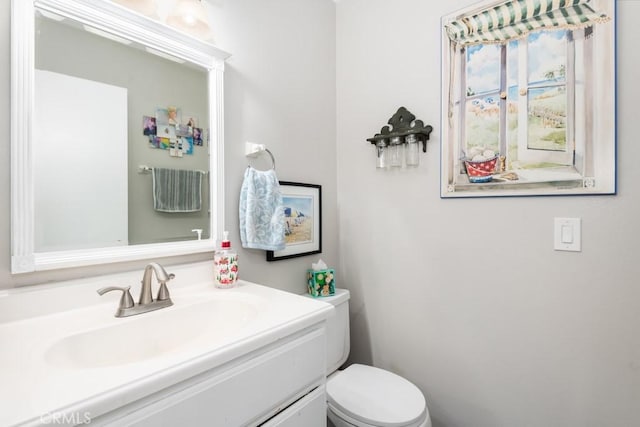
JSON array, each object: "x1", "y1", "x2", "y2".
[{"x1": 307, "y1": 269, "x2": 335, "y2": 297}]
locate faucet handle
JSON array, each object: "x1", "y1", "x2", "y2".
[
  {"x1": 97, "y1": 286, "x2": 135, "y2": 313},
  {"x1": 157, "y1": 264, "x2": 175, "y2": 302},
  {"x1": 157, "y1": 282, "x2": 171, "y2": 301},
  {"x1": 156, "y1": 273, "x2": 175, "y2": 302}
]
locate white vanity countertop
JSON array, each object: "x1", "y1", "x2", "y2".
[{"x1": 0, "y1": 262, "x2": 333, "y2": 426}]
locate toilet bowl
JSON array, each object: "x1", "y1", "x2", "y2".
[{"x1": 304, "y1": 289, "x2": 431, "y2": 427}]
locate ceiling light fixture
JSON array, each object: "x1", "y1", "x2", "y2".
[
  {"x1": 110, "y1": 0, "x2": 158, "y2": 18},
  {"x1": 166, "y1": 0, "x2": 212, "y2": 41}
]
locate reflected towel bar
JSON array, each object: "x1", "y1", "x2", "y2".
[{"x1": 138, "y1": 165, "x2": 207, "y2": 175}]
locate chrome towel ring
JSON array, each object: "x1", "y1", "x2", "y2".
[{"x1": 247, "y1": 147, "x2": 276, "y2": 170}]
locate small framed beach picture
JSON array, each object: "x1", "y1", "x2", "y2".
[{"x1": 267, "y1": 182, "x2": 322, "y2": 261}]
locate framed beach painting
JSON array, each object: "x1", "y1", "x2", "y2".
[
  {"x1": 267, "y1": 182, "x2": 322, "y2": 261},
  {"x1": 441, "y1": 0, "x2": 616, "y2": 198}
]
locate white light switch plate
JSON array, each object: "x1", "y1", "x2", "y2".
[{"x1": 554, "y1": 217, "x2": 581, "y2": 252}]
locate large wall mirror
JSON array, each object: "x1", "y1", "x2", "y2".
[{"x1": 11, "y1": 0, "x2": 230, "y2": 273}]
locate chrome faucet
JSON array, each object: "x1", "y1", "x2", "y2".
[
  {"x1": 98, "y1": 262, "x2": 175, "y2": 318},
  {"x1": 139, "y1": 262, "x2": 175, "y2": 305}
]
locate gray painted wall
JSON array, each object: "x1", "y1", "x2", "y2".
[{"x1": 336, "y1": 0, "x2": 639, "y2": 426}]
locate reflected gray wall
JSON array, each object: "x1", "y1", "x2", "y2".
[{"x1": 36, "y1": 16, "x2": 210, "y2": 246}]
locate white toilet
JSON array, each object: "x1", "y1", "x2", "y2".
[{"x1": 305, "y1": 288, "x2": 432, "y2": 427}]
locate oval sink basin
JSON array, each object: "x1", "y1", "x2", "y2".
[{"x1": 45, "y1": 293, "x2": 261, "y2": 368}]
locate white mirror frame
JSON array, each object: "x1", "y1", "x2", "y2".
[{"x1": 11, "y1": 0, "x2": 230, "y2": 273}]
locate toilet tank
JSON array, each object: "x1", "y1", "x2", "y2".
[{"x1": 306, "y1": 288, "x2": 351, "y2": 375}]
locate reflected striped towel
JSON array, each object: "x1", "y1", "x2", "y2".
[{"x1": 152, "y1": 168, "x2": 202, "y2": 213}]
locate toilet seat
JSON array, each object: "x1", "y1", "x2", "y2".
[{"x1": 326, "y1": 364, "x2": 427, "y2": 427}]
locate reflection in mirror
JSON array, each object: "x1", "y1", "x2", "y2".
[
  {"x1": 35, "y1": 11, "x2": 210, "y2": 251},
  {"x1": 11, "y1": 0, "x2": 230, "y2": 273}
]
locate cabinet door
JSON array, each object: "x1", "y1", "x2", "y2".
[
  {"x1": 261, "y1": 385, "x2": 326, "y2": 427},
  {"x1": 100, "y1": 327, "x2": 326, "y2": 426}
]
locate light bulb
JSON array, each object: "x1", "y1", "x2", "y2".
[
  {"x1": 182, "y1": 14, "x2": 196, "y2": 26},
  {"x1": 166, "y1": 0, "x2": 213, "y2": 41}
]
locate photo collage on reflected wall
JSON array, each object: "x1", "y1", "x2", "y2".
[{"x1": 142, "y1": 107, "x2": 206, "y2": 158}]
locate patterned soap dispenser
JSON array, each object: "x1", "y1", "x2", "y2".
[{"x1": 214, "y1": 231, "x2": 238, "y2": 288}]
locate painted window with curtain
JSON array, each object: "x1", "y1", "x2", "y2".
[{"x1": 441, "y1": 0, "x2": 616, "y2": 197}]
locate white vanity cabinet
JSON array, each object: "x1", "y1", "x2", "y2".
[
  {"x1": 0, "y1": 267, "x2": 334, "y2": 427},
  {"x1": 92, "y1": 326, "x2": 327, "y2": 427}
]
